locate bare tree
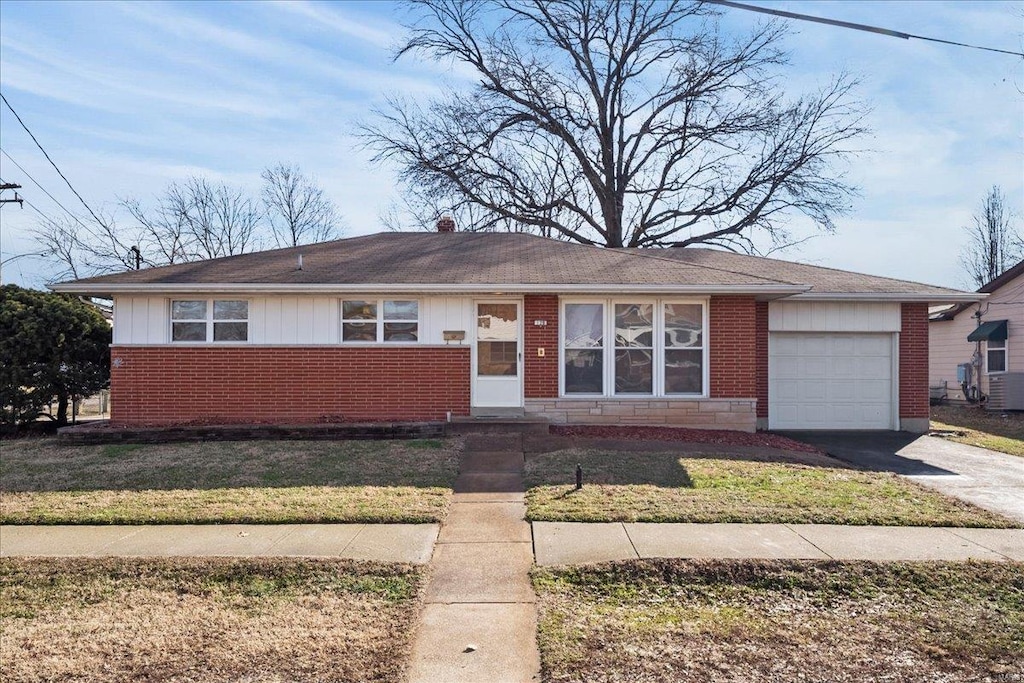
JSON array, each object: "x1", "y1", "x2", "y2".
[
  {"x1": 32, "y1": 210, "x2": 138, "y2": 280},
  {"x1": 362, "y1": 0, "x2": 867, "y2": 251},
  {"x1": 33, "y1": 176, "x2": 267, "y2": 280},
  {"x1": 121, "y1": 194, "x2": 191, "y2": 265},
  {"x1": 961, "y1": 185, "x2": 1021, "y2": 288},
  {"x1": 261, "y1": 164, "x2": 343, "y2": 247},
  {"x1": 32, "y1": 216, "x2": 84, "y2": 281},
  {"x1": 172, "y1": 177, "x2": 263, "y2": 259}
]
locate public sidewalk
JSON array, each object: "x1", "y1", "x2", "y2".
[
  {"x1": 533, "y1": 521, "x2": 1024, "y2": 565},
  {"x1": 0, "y1": 523, "x2": 438, "y2": 563},
  {"x1": 5, "y1": 521, "x2": 1021, "y2": 567}
]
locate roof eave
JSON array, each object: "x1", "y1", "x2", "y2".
[
  {"x1": 50, "y1": 282, "x2": 812, "y2": 297},
  {"x1": 790, "y1": 292, "x2": 987, "y2": 303}
]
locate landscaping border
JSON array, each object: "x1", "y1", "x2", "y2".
[{"x1": 56, "y1": 420, "x2": 446, "y2": 444}]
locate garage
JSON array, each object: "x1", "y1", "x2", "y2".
[{"x1": 769, "y1": 332, "x2": 895, "y2": 430}]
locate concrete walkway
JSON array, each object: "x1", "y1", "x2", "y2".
[
  {"x1": 407, "y1": 432, "x2": 541, "y2": 683},
  {"x1": 533, "y1": 522, "x2": 1024, "y2": 565},
  {"x1": 0, "y1": 523, "x2": 438, "y2": 563}
]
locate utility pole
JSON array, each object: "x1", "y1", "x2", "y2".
[{"x1": 0, "y1": 182, "x2": 24, "y2": 207}]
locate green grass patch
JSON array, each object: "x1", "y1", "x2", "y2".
[
  {"x1": 533, "y1": 559, "x2": 1024, "y2": 682},
  {"x1": 1, "y1": 557, "x2": 423, "y2": 682},
  {"x1": 525, "y1": 450, "x2": 1016, "y2": 527},
  {"x1": 0, "y1": 438, "x2": 460, "y2": 524},
  {"x1": 932, "y1": 405, "x2": 1024, "y2": 457}
]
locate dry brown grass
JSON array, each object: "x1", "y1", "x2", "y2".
[
  {"x1": 0, "y1": 438, "x2": 460, "y2": 524},
  {"x1": 932, "y1": 404, "x2": 1024, "y2": 457},
  {"x1": 1, "y1": 557, "x2": 423, "y2": 682},
  {"x1": 534, "y1": 559, "x2": 1024, "y2": 683}
]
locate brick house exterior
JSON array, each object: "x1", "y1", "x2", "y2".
[{"x1": 55, "y1": 230, "x2": 978, "y2": 432}]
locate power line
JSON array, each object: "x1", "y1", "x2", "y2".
[
  {"x1": 0, "y1": 148, "x2": 95, "y2": 233},
  {"x1": 707, "y1": 1, "x2": 1024, "y2": 58},
  {"x1": 0, "y1": 92, "x2": 110, "y2": 228}
]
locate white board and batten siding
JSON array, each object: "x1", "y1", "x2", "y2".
[
  {"x1": 112, "y1": 296, "x2": 168, "y2": 345},
  {"x1": 768, "y1": 302, "x2": 900, "y2": 430},
  {"x1": 112, "y1": 295, "x2": 477, "y2": 346}
]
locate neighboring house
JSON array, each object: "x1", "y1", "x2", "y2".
[
  {"x1": 929, "y1": 259, "x2": 1024, "y2": 405},
  {"x1": 52, "y1": 224, "x2": 980, "y2": 432}
]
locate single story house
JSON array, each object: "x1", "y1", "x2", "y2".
[
  {"x1": 53, "y1": 225, "x2": 981, "y2": 432},
  {"x1": 929, "y1": 259, "x2": 1023, "y2": 407}
]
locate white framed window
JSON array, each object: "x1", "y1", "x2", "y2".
[
  {"x1": 561, "y1": 298, "x2": 707, "y2": 397},
  {"x1": 342, "y1": 299, "x2": 419, "y2": 343},
  {"x1": 170, "y1": 299, "x2": 248, "y2": 343},
  {"x1": 663, "y1": 302, "x2": 705, "y2": 394},
  {"x1": 564, "y1": 302, "x2": 604, "y2": 394},
  {"x1": 987, "y1": 339, "x2": 1007, "y2": 374},
  {"x1": 614, "y1": 303, "x2": 654, "y2": 394}
]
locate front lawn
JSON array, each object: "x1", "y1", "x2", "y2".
[
  {"x1": 1, "y1": 557, "x2": 422, "y2": 683},
  {"x1": 931, "y1": 404, "x2": 1024, "y2": 457},
  {"x1": 525, "y1": 449, "x2": 1016, "y2": 527},
  {"x1": 0, "y1": 438, "x2": 459, "y2": 524},
  {"x1": 534, "y1": 559, "x2": 1024, "y2": 682}
]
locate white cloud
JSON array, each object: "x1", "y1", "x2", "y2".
[{"x1": 268, "y1": 1, "x2": 399, "y2": 50}]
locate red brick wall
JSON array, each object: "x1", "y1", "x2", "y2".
[
  {"x1": 523, "y1": 294, "x2": 560, "y2": 398},
  {"x1": 900, "y1": 303, "x2": 930, "y2": 419},
  {"x1": 109, "y1": 346, "x2": 471, "y2": 425},
  {"x1": 709, "y1": 296, "x2": 757, "y2": 399},
  {"x1": 755, "y1": 301, "x2": 769, "y2": 418}
]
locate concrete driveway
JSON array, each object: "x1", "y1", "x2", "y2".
[{"x1": 783, "y1": 431, "x2": 1024, "y2": 524}]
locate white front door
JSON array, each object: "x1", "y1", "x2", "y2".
[{"x1": 473, "y1": 300, "x2": 523, "y2": 410}]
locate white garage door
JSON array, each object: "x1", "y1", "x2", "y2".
[{"x1": 769, "y1": 333, "x2": 895, "y2": 430}]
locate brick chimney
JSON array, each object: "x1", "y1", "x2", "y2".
[{"x1": 436, "y1": 214, "x2": 456, "y2": 233}]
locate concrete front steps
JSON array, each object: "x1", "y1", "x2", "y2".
[
  {"x1": 408, "y1": 432, "x2": 540, "y2": 683},
  {"x1": 453, "y1": 434, "x2": 528, "y2": 497},
  {"x1": 447, "y1": 416, "x2": 550, "y2": 436}
]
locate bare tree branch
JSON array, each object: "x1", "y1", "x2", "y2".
[
  {"x1": 261, "y1": 164, "x2": 345, "y2": 247},
  {"x1": 33, "y1": 175, "x2": 279, "y2": 279},
  {"x1": 362, "y1": 0, "x2": 868, "y2": 251},
  {"x1": 961, "y1": 185, "x2": 1022, "y2": 288}
]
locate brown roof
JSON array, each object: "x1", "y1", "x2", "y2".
[
  {"x1": 53, "y1": 231, "x2": 975, "y2": 300},
  {"x1": 625, "y1": 247, "x2": 968, "y2": 296}
]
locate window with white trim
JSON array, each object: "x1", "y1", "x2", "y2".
[
  {"x1": 564, "y1": 303, "x2": 604, "y2": 394},
  {"x1": 561, "y1": 299, "x2": 707, "y2": 397},
  {"x1": 171, "y1": 299, "x2": 248, "y2": 342},
  {"x1": 614, "y1": 303, "x2": 653, "y2": 394},
  {"x1": 987, "y1": 339, "x2": 1007, "y2": 374},
  {"x1": 663, "y1": 303, "x2": 704, "y2": 394},
  {"x1": 342, "y1": 299, "x2": 419, "y2": 343}
]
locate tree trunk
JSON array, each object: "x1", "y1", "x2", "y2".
[{"x1": 56, "y1": 392, "x2": 69, "y2": 426}]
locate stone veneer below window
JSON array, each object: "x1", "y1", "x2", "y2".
[{"x1": 524, "y1": 398, "x2": 757, "y2": 432}]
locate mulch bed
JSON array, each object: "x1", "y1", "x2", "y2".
[{"x1": 550, "y1": 425, "x2": 822, "y2": 453}]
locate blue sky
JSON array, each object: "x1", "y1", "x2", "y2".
[{"x1": 0, "y1": 0, "x2": 1021, "y2": 290}]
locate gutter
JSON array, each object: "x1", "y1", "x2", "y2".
[{"x1": 788, "y1": 292, "x2": 987, "y2": 304}]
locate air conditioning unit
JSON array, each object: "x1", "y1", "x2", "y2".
[{"x1": 987, "y1": 373, "x2": 1024, "y2": 411}]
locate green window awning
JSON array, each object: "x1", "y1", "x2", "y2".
[{"x1": 967, "y1": 319, "x2": 1008, "y2": 342}]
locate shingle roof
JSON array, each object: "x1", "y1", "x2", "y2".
[
  {"x1": 53, "y1": 231, "x2": 975, "y2": 300},
  {"x1": 624, "y1": 247, "x2": 968, "y2": 296}
]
